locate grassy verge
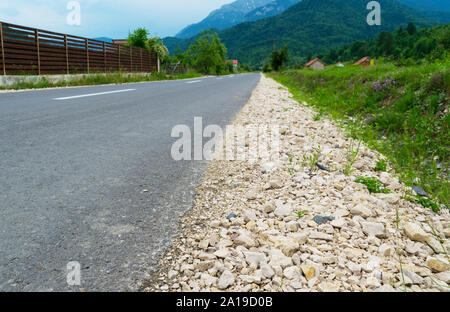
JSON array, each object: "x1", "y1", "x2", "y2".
[
  {"x1": 0, "y1": 71, "x2": 203, "y2": 91},
  {"x1": 268, "y1": 59, "x2": 449, "y2": 209}
]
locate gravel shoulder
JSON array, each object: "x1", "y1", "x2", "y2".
[{"x1": 143, "y1": 75, "x2": 449, "y2": 292}]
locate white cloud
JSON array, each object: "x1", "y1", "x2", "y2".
[{"x1": 0, "y1": 0, "x2": 235, "y2": 38}]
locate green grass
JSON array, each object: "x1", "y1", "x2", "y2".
[
  {"x1": 268, "y1": 59, "x2": 449, "y2": 209},
  {"x1": 0, "y1": 71, "x2": 203, "y2": 90}
]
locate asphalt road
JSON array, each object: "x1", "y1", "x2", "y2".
[{"x1": 0, "y1": 73, "x2": 261, "y2": 291}]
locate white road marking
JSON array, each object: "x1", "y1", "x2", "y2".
[
  {"x1": 186, "y1": 80, "x2": 202, "y2": 84},
  {"x1": 54, "y1": 89, "x2": 136, "y2": 100}
]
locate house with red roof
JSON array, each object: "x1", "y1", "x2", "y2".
[
  {"x1": 305, "y1": 58, "x2": 326, "y2": 70},
  {"x1": 354, "y1": 56, "x2": 372, "y2": 66}
]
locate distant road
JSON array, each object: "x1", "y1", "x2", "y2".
[{"x1": 0, "y1": 73, "x2": 261, "y2": 291}]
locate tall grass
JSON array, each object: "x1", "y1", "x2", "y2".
[{"x1": 269, "y1": 59, "x2": 449, "y2": 208}]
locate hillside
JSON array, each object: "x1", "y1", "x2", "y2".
[{"x1": 219, "y1": 0, "x2": 437, "y2": 66}]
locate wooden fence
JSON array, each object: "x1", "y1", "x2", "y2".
[{"x1": 0, "y1": 21, "x2": 158, "y2": 75}]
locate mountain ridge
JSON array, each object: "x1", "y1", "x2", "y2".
[{"x1": 175, "y1": 0, "x2": 300, "y2": 39}]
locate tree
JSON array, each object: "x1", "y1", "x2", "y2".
[
  {"x1": 440, "y1": 28, "x2": 450, "y2": 50},
  {"x1": 185, "y1": 31, "x2": 227, "y2": 74},
  {"x1": 413, "y1": 37, "x2": 437, "y2": 58},
  {"x1": 377, "y1": 31, "x2": 394, "y2": 56},
  {"x1": 127, "y1": 28, "x2": 169, "y2": 63},
  {"x1": 270, "y1": 47, "x2": 289, "y2": 71},
  {"x1": 148, "y1": 37, "x2": 169, "y2": 60},
  {"x1": 127, "y1": 28, "x2": 149, "y2": 49},
  {"x1": 407, "y1": 22, "x2": 417, "y2": 36}
]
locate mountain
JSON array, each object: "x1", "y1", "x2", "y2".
[
  {"x1": 218, "y1": 0, "x2": 439, "y2": 66},
  {"x1": 397, "y1": 0, "x2": 450, "y2": 11},
  {"x1": 166, "y1": 0, "x2": 446, "y2": 67},
  {"x1": 175, "y1": 0, "x2": 298, "y2": 39},
  {"x1": 243, "y1": 0, "x2": 302, "y2": 22}
]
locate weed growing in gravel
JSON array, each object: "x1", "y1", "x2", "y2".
[
  {"x1": 344, "y1": 140, "x2": 361, "y2": 175},
  {"x1": 417, "y1": 197, "x2": 441, "y2": 213},
  {"x1": 302, "y1": 146, "x2": 321, "y2": 170},
  {"x1": 375, "y1": 159, "x2": 387, "y2": 172},
  {"x1": 355, "y1": 176, "x2": 391, "y2": 194},
  {"x1": 296, "y1": 210, "x2": 308, "y2": 220},
  {"x1": 404, "y1": 195, "x2": 441, "y2": 213},
  {"x1": 395, "y1": 208, "x2": 400, "y2": 231},
  {"x1": 287, "y1": 154, "x2": 295, "y2": 174},
  {"x1": 397, "y1": 249, "x2": 408, "y2": 292},
  {"x1": 427, "y1": 222, "x2": 448, "y2": 257},
  {"x1": 425, "y1": 222, "x2": 450, "y2": 290},
  {"x1": 313, "y1": 112, "x2": 323, "y2": 121}
]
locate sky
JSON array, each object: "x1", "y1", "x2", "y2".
[{"x1": 0, "y1": 0, "x2": 235, "y2": 39}]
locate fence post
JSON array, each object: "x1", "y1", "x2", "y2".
[
  {"x1": 85, "y1": 38, "x2": 89, "y2": 74},
  {"x1": 148, "y1": 52, "x2": 153, "y2": 72},
  {"x1": 130, "y1": 46, "x2": 133, "y2": 72},
  {"x1": 64, "y1": 35, "x2": 69, "y2": 75},
  {"x1": 140, "y1": 49, "x2": 143, "y2": 72},
  {"x1": 103, "y1": 42, "x2": 106, "y2": 73},
  {"x1": 118, "y1": 45, "x2": 120, "y2": 72},
  {"x1": 0, "y1": 23, "x2": 5, "y2": 75},
  {"x1": 35, "y1": 29, "x2": 40, "y2": 75}
]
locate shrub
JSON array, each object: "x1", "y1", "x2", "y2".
[{"x1": 429, "y1": 72, "x2": 444, "y2": 92}]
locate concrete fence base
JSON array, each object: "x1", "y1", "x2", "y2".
[{"x1": 0, "y1": 72, "x2": 157, "y2": 87}]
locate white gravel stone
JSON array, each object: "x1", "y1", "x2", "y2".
[
  {"x1": 361, "y1": 222, "x2": 386, "y2": 238},
  {"x1": 243, "y1": 251, "x2": 266, "y2": 267},
  {"x1": 274, "y1": 203, "x2": 293, "y2": 218},
  {"x1": 404, "y1": 223, "x2": 429, "y2": 242},
  {"x1": 283, "y1": 266, "x2": 302, "y2": 280},
  {"x1": 350, "y1": 204, "x2": 373, "y2": 218},
  {"x1": 269, "y1": 249, "x2": 293, "y2": 268},
  {"x1": 218, "y1": 270, "x2": 235, "y2": 290},
  {"x1": 310, "y1": 231, "x2": 333, "y2": 241}
]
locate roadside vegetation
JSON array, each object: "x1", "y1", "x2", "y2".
[
  {"x1": 0, "y1": 72, "x2": 203, "y2": 91},
  {"x1": 267, "y1": 24, "x2": 449, "y2": 210},
  {"x1": 167, "y1": 30, "x2": 239, "y2": 75},
  {"x1": 318, "y1": 23, "x2": 450, "y2": 66}
]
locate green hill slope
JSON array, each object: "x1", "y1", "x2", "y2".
[{"x1": 220, "y1": 0, "x2": 436, "y2": 66}]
